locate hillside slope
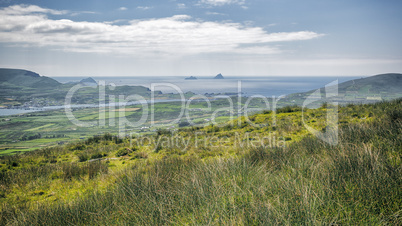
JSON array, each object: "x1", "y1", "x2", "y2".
[
  {"x1": 338, "y1": 73, "x2": 402, "y2": 93},
  {"x1": 284, "y1": 73, "x2": 402, "y2": 106},
  {"x1": 0, "y1": 68, "x2": 61, "y2": 88},
  {"x1": 0, "y1": 99, "x2": 401, "y2": 225},
  {"x1": 0, "y1": 69, "x2": 158, "y2": 107}
]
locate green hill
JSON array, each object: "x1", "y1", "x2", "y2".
[
  {"x1": 0, "y1": 69, "x2": 65, "y2": 106},
  {"x1": 338, "y1": 73, "x2": 402, "y2": 93},
  {"x1": 284, "y1": 73, "x2": 402, "y2": 106},
  {"x1": 0, "y1": 99, "x2": 401, "y2": 224},
  {"x1": 0, "y1": 68, "x2": 61, "y2": 88},
  {"x1": 0, "y1": 68, "x2": 40, "y2": 82},
  {"x1": 0, "y1": 69, "x2": 158, "y2": 107}
]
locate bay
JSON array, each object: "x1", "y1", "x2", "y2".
[{"x1": 1, "y1": 76, "x2": 363, "y2": 116}]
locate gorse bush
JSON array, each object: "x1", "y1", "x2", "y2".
[
  {"x1": 115, "y1": 148, "x2": 131, "y2": 157},
  {"x1": 276, "y1": 105, "x2": 302, "y2": 113},
  {"x1": 76, "y1": 152, "x2": 89, "y2": 162},
  {"x1": 130, "y1": 151, "x2": 148, "y2": 159},
  {"x1": 90, "y1": 152, "x2": 104, "y2": 160}
]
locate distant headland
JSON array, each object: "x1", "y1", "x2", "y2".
[{"x1": 80, "y1": 77, "x2": 98, "y2": 86}]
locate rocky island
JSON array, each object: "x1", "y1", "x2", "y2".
[
  {"x1": 214, "y1": 73, "x2": 224, "y2": 79},
  {"x1": 185, "y1": 76, "x2": 197, "y2": 80}
]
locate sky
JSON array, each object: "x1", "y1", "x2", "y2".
[{"x1": 0, "y1": 0, "x2": 401, "y2": 77}]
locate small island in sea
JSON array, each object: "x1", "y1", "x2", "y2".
[
  {"x1": 80, "y1": 77, "x2": 98, "y2": 86},
  {"x1": 185, "y1": 76, "x2": 197, "y2": 80},
  {"x1": 214, "y1": 73, "x2": 224, "y2": 79}
]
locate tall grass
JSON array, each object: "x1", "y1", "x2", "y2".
[{"x1": 0, "y1": 99, "x2": 401, "y2": 225}]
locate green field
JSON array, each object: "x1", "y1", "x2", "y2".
[{"x1": 1, "y1": 97, "x2": 271, "y2": 155}]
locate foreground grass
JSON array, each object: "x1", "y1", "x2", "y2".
[{"x1": 0, "y1": 99, "x2": 401, "y2": 224}]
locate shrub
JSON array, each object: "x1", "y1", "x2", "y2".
[
  {"x1": 70, "y1": 143, "x2": 86, "y2": 151},
  {"x1": 157, "y1": 129, "x2": 171, "y2": 136},
  {"x1": 276, "y1": 105, "x2": 302, "y2": 113},
  {"x1": 90, "y1": 153, "x2": 103, "y2": 160},
  {"x1": 130, "y1": 152, "x2": 148, "y2": 160},
  {"x1": 178, "y1": 121, "x2": 190, "y2": 127},
  {"x1": 77, "y1": 152, "x2": 89, "y2": 162},
  {"x1": 386, "y1": 108, "x2": 402, "y2": 122},
  {"x1": 116, "y1": 148, "x2": 131, "y2": 157}
]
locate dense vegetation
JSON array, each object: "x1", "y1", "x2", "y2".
[{"x1": 0, "y1": 99, "x2": 401, "y2": 225}]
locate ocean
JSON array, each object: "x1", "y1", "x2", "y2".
[{"x1": 53, "y1": 76, "x2": 363, "y2": 97}]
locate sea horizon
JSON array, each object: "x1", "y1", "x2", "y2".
[{"x1": 52, "y1": 75, "x2": 363, "y2": 97}]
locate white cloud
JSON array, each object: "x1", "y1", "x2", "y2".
[
  {"x1": 177, "y1": 3, "x2": 186, "y2": 9},
  {"x1": 70, "y1": 11, "x2": 97, "y2": 17},
  {"x1": 206, "y1": 11, "x2": 227, "y2": 16},
  {"x1": 118, "y1": 7, "x2": 128, "y2": 11},
  {"x1": 0, "y1": 5, "x2": 323, "y2": 57},
  {"x1": 103, "y1": 19, "x2": 128, "y2": 25},
  {"x1": 2, "y1": 4, "x2": 68, "y2": 15},
  {"x1": 200, "y1": 0, "x2": 245, "y2": 6},
  {"x1": 272, "y1": 58, "x2": 402, "y2": 66},
  {"x1": 232, "y1": 46, "x2": 280, "y2": 55},
  {"x1": 136, "y1": 6, "x2": 152, "y2": 10}
]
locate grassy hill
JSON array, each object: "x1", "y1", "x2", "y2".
[
  {"x1": 338, "y1": 73, "x2": 402, "y2": 93},
  {"x1": 0, "y1": 99, "x2": 400, "y2": 225},
  {"x1": 0, "y1": 68, "x2": 64, "y2": 106},
  {"x1": 284, "y1": 73, "x2": 402, "y2": 106},
  {"x1": 0, "y1": 69, "x2": 160, "y2": 107},
  {"x1": 0, "y1": 68, "x2": 61, "y2": 89}
]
